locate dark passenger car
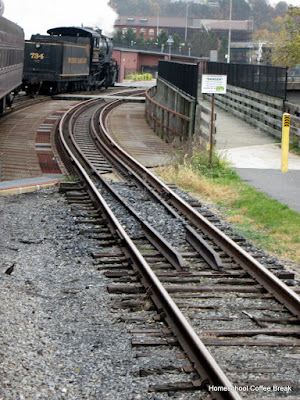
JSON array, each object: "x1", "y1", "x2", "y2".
[{"x1": 0, "y1": 15, "x2": 24, "y2": 112}]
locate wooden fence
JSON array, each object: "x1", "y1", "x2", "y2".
[{"x1": 204, "y1": 84, "x2": 285, "y2": 140}]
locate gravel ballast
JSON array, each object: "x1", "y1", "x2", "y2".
[
  {"x1": 0, "y1": 188, "x2": 204, "y2": 400},
  {"x1": 1, "y1": 183, "x2": 298, "y2": 400},
  {"x1": 0, "y1": 188, "x2": 142, "y2": 399}
]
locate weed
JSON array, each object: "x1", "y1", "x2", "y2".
[{"x1": 155, "y1": 144, "x2": 300, "y2": 264}]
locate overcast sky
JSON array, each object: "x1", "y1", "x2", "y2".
[
  {"x1": 3, "y1": 0, "x2": 300, "y2": 39},
  {"x1": 4, "y1": 0, "x2": 118, "y2": 39}
]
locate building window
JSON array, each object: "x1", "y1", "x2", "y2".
[
  {"x1": 149, "y1": 29, "x2": 154, "y2": 36},
  {"x1": 132, "y1": 28, "x2": 137, "y2": 33},
  {"x1": 140, "y1": 28, "x2": 146, "y2": 35},
  {"x1": 122, "y1": 28, "x2": 127, "y2": 34}
]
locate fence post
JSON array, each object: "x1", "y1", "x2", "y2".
[
  {"x1": 281, "y1": 113, "x2": 290, "y2": 172},
  {"x1": 209, "y1": 94, "x2": 215, "y2": 168},
  {"x1": 188, "y1": 100, "x2": 196, "y2": 140},
  {"x1": 161, "y1": 109, "x2": 165, "y2": 139}
]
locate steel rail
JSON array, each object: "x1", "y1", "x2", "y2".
[
  {"x1": 66, "y1": 102, "x2": 187, "y2": 271},
  {"x1": 59, "y1": 100, "x2": 243, "y2": 400},
  {"x1": 90, "y1": 105, "x2": 223, "y2": 270},
  {"x1": 98, "y1": 99, "x2": 300, "y2": 317}
]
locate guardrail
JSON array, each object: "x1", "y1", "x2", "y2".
[
  {"x1": 207, "y1": 62, "x2": 287, "y2": 100},
  {"x1": 197, "y1": 102, "x2": 217, "y2": 141},
  {"x1": 285, "y1": 101, "x2": 300, "y2": 144},
  {"x1": 204, "y1": 84, "x2": 285, "y2": 140},
  {"x1": 145, "y1": 85, "x2": 192, "y2": 144}
]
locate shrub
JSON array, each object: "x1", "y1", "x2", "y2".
[{"x1": 126, "y1": 72, "x2": 153, "y2": 81}]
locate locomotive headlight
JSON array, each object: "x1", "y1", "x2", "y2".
[{"x1": 36, "y1": 44, "x2": 40, "y2": 49}]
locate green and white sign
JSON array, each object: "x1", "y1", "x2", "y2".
[{"x1": 201, "y1": 74, "x2": 227, "y2": 94}]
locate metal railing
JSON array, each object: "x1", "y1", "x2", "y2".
[
  {"x1": 114, "y1": 43, "x2": 202, "y2": 58},
  {"x1": 207, "y1": 62, "x2": 287, "y2": 100},
  {"x1": 145, "y1": 86, "x2": 191, "y2": 143},
  {"x1": 158, "y1": 60, "x2": 199, "y2": 99}
]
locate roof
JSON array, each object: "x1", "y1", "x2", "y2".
[
  {"x1": 201, "y1": 19, "x2": 251, "y2": 31},
  {"x1": 115, "y1": 16, "x2": 186, "y2": 28},
  {"x1": 115, "y1": 16, "x2": 251, "y2": 32},
  {"x1": 47, "y1": 26, "x2": 102, "y2": 38}
]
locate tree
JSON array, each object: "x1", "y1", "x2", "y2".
[
  {"x1": 123, "y1": 28, "x2": 137, "y2": 45},
  {"x1": 157, "y1": 29, "x2": 168, "y2": 46},
  {"x1": 220, "y1": 0, "x2": 251, "y2": 20},
  {"x1": 273, "y1": 6, "x2": 300, "y2": 67},
  {"x1": 135, "y1": 32, "x2": 146, "y2": 46},
  {"x1": 172, "y1": 33, "x2": 181, "y2": 50},
  {"x1": 274, "y1": 2, "x2": 288, "y2": 18},
  {"x1": 113, "y1": 29, "x2": 124, "y2": 45},
  {"x1": 109, "y1": 0, "x2": 160, "y2": 16},
  {"x1": 219, "y1": 37, "x2": 228, "y2": 62},
  {"x1": 248, "y1": 0, "x2": 273, "y2": 29},
  {"x1": 190, "y1": 31, "x2": 218, "y2": 57}
]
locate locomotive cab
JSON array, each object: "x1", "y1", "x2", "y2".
[{"x1": 23, "y1": 26, "x2": 118, "y2": 94}]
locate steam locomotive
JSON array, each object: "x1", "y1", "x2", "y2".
[
  {"x1": 23, "y1": 26, "x2": 118, "y2": 95},
  {"x1": 0, "y1": 14, "x2": 24, "y2": 112}
]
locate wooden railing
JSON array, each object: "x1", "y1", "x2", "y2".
[{"x1": 204, "y1": 84, "x2": 285, "y2": 140}]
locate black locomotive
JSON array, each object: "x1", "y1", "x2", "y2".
[
  {"x1": 23, "y1": 26, "x2": 118, "y2": 94},
  {"x1": 0, "y1": 15, "x2": 24, "y2": 112}
]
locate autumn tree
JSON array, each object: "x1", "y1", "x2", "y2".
[
  {"x1": 220, "y1": 0, "x2": 251, "y2": 20},
  {"x1": 190, "y1": 31, "x2": 218, "y2": 57},
  {"x1": 273, "y1": 6, "x2": 300, "y2": 67}
]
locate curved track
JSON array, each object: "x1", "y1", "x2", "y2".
[{"x1": 57, "y1": 94, "x2": 300, "y2": 399}]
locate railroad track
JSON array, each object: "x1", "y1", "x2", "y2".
[
  {"x1": 1, "y1": 92, "x2": 49, "y2": 117},
  {"x1": 56, "y1": 93, "x2": 300, "y2": 399}
]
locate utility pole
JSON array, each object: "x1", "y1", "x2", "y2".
[
  {"x1": 227, "y1": 0, "x2": 232, "y2": 63},
  {"x1": 185, "y1": 3, "x2": 190, "y2": 43}
]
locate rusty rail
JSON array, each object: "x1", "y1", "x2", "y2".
[
  {"x1": 58, "y1": 99, "x2": 243, "y2": 400},
  {"x1": 99, "y1": 98, "x2": 300, "y2": 318}
]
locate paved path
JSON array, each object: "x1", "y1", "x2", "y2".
[
  {"x1": 108, "y1": 102, "x2": 171, "y2": 167},
  {"x1": 199, "y1": 99, "x2": 300, "y2": 213}
]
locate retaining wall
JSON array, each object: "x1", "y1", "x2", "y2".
[{"x1": 145, "y1": 77, "x2": 196, "y2": 144}]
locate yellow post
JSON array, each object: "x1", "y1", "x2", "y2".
[{"x1": 281, "y1": 113, "x2": 290, "y2": 172}]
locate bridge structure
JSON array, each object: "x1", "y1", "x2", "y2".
[{"x1": 142, "y1": 58, "x2": 300, "y2": 214}]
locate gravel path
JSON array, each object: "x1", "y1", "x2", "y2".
[{"x1": 0, "y1": 188, "x2": 144, "y2": 399}]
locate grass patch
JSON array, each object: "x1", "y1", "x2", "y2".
[
  {"x1": 62, "y1": 175, "x2": 79, "y2": 182},
  {"x1": 290, "y1": 137, "x2": 300, "y2": 156},
  {"x1": 155, "y1": 144, "x2": 300, "y2": 264}
]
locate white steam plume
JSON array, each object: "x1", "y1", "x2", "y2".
[{"x1": 4, "y1": 0, "x2": 118, "y2": 38}]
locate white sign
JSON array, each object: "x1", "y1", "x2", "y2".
[{"x1": 201, "y1": 74, "x2": 227, "y2": 94}]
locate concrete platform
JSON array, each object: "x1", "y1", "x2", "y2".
[
  {"x1": 199, "y1": 98, "x2": 300, "y2": 213},
  {"x1": 108, "y1": 102, "x2": 172, "y2": 167},
  {"x1": 0, "y1": 175, "x2": 62, "y2": 196},
  {"x1": 53, "y1": 94, "x2": 145, "y2": 102}
]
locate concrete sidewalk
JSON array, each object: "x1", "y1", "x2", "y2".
[
  {"x1": 0, "y1": 175, "x2": 62, "y2": 196},
  {"x1": 199, "y1": 98, "x2": 300, "y2": 213}
]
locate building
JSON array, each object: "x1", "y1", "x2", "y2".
[
  {"x1": 114, "y1": 16, "x2": 186, "y2": 42},
  {"x1": 114, "y1": 15, "x2": 253, "y2": 62}
]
